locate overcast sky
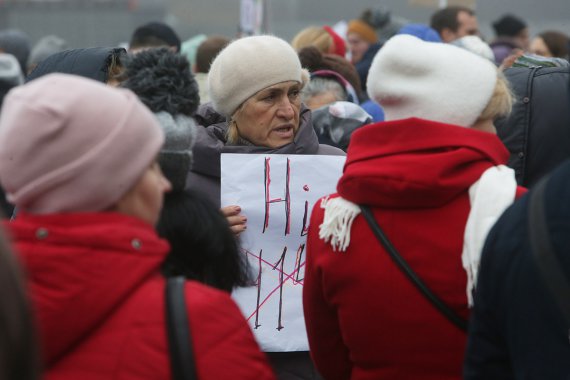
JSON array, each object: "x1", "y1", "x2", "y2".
[{"x1": 171, "y1": 0, "x2": 570, "y2": 42}]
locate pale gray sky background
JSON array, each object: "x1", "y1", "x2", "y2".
[{"x1": 1, "y1": 0, "x2": 569, "y2": 47}]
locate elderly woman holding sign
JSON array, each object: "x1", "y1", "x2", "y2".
[
  {"x1": 187, "y1": 35, "x2": 344, "y2": 213},
  {"x1": 187, "y1": 35, "x2": 344, "y2": 379}
]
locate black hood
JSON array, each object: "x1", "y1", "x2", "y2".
[{"x1": 26, "y1": 47, "x2": 126, "y2": 83}]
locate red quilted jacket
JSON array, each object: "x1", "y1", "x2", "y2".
[
  {"x1": 5, "y1": 212, "x2": 275, "y2": 380},
  {"x1": 303, "y1": 118, "x2": 526, "y2": 380}
]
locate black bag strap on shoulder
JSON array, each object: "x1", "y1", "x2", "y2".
[
  {"x1": 165, "y1": 276, "x2": 198, "y2": 380},
  {"x1": 528, "y1": 177, "x2": 570, "y2": 326},
  {"x1": 359, "y1": 205, "x2": 468, "y2": 332}
]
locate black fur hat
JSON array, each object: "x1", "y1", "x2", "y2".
[{"x1": 121, "y1": 48, "x2": 200, "y2": 192}]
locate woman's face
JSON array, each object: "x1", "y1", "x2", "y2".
[
  {"x1": 347, "y1": 32, "x2": 370, "y2": 64},
  {"x1": 529, "y1": 37, "x2": 552, "y2": 57},
  {"x1": 232, "y1": 81, "x2": 302, "y2": 148},
  {"x1": 116, "y1": 162, "x2": 172, "y2": 225}
]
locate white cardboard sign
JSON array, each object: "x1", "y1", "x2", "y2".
[{"x1": 221, "y1": 153, "x2": 345, "y2": 351}]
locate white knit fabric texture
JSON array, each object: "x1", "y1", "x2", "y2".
[
  {"x1": 319, "y1": 196, "x2": 361, "y2": 252},
  {"x1": 462, "y1": 165, "x2": 517, "y2": 306},
  {"x1": 366, "y1": 34, "x2": 498, "y2": 127}
]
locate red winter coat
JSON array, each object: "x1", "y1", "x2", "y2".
[
  {"x1": 303, "y1": 118, "x2": 526, "y2": 380},
  {"x1": 5, "y1": 212, "x2": 275, "y2": 380}
]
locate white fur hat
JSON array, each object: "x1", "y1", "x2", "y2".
[
  {"x1": 366, "y1": 34, "x2": 498, "y2": 127},
  {"x1": 208, "y1": 35, "x2": 309, "y2": 117}
]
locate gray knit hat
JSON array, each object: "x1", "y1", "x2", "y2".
[
  {"x1": 208, "y1": 35, "x2": 309, "y2": 117},
  {"x1": 120, "y1": 47, "x2": 199, "y2": 192}
]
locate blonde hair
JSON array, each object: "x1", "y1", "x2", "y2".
[
  {"x1": 226, "y1": 103, "x2": 247, "y2": 144},
  {"x1": 291, "y1": 26, "x2": 333, "y2": 54},
  {"x1": 226, "y1": 119, "x2": 240, "y2": 145},
  {"x1": 476, "y1": 72, "x2": 514, "y2": 123}
]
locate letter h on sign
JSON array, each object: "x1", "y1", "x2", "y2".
[{"x1": 263, "y1": 157, "x2": 291, "y2": 235}]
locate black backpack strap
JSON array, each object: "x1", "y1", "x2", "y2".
[
  {"x1": 360, "y1": 205, "x2": 468, "y2": 332},
  {"x1": 528, "y1": 177, "x2": 570, "y2": 325},
  {"x1": 165, "y1": 276, "x2": 198, "y2": 380}
]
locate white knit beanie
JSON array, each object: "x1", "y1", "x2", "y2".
[
  {"x1": 367, "y1": 34, "x2": 498, "y2": 127},
  {"x1": 208, "y1": 35, "x2": 309, "y2": 117}
]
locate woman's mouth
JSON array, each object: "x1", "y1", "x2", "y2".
[{"x1": 273, "y1": 125, "x2": 295, "y2": 139}]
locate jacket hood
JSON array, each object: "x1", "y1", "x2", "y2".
[
  {"x1": 26, "y1": 47, "x2": 126, "y2": 83},
  {"x1": 6, "y1": 212, "x2": 169, "y2": 366},
  {"x1": 338, "y1": 118, "x2": 510, "y2": 208},
  {"x1": 191, "y1": 103, "x2": 321, "y2": 179}
]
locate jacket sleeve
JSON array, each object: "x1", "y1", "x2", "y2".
[
  {"x1": 303, "y1": 200, "x2": 352, "y2": 380},
  {"x1": 185, "y1": 282, "x2": 276, "y2": 380},
  {"x1": 463, "y1": 215, "x2": 515, "y2": 380}
]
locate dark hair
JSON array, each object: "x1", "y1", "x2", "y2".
[
  {"x1": 430, "y1": 6, "x2": 474, "y2": 34},
  {"x1": 129, "y1": 22, "x2": 181, "y2": 52},
  {"x1": 120, "y1": 47, "x2": 199, "y2": 116},
  {"x1": 195, "y1": 35, "x2": 230, "y2": 73},
  {"x1": 539, "y1": 31, "x2": 570, "y2": 59},
  {"x1": 492, "y1": 14, "x2": 527, "y2": 37},
  {"x1": 158, "y1": 190, "x2": 251, "y2": 293},
  {"x1": 360, "y1": 7, "x2": 391, "y2": 30},
  {"x1": 0, "y1": 227, "x2": 40, "y2": 380},
  {"x1": 0, "y1": 80, "x2": 16, "y2": 109},
  {"x1": 298, "y1": 46, "x2": 363, "y2": 100}
]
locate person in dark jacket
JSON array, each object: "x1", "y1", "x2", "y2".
[
  {"x1": 464, "y1": 159, "x2": 570, "y2": 379},
  {"x1": 490, "y1": 14, "x2": 529, "y2": 65},
  {"x1": 496, "y1": 65, "x2": 570, "y2": 187},
  {"x1": 188, "y1": 34, "x2": 344, "y2": 380},
  {"x1": 26, "y1": 47, "x2": 126, "y2": 84}
]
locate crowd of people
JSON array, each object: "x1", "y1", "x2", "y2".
[{"x1": 0, "y1": 4, "x2": 569, "y2": 380}]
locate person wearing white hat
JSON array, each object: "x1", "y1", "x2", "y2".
[
  {"x1": 303, "y1": 34, "x2": 526, "y2": 379},
  {"x1": 188, "y1": 34, "x2": 344, "y2": 379}
]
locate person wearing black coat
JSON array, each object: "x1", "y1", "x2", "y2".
[
  {"x1": 496, "y1": 65, "x2": 570, "y2": 187},
  {"x1": 464, "y1": 159, "x2": 570, "y2": 379}
]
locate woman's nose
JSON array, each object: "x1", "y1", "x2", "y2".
[{"x1": 276, "y1": 98, "x2": 295, "y2": 119}]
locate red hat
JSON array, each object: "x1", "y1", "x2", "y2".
[{"x1": 323, "y1": 26, "x2": 346, "y2": 58}]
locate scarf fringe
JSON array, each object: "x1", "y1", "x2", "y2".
[{"x1": 318, "y1": 197, "x2": 361, "y2": 252}]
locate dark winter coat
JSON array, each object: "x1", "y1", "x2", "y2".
[
  {"x1": 464, "y1": 159, "x2": 570, "y2": 380},
  {"x1": 497, "y1": 66, "x2": 570, "y2": 187},
  {"x1": 26, "y1": 47, "x2": 126, "y2": 83}
]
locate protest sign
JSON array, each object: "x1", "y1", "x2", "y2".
[{"x1": 222, "y1": 153, "x2": 345, "y2": 351}]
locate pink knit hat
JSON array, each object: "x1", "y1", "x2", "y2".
[{"x1": 0, "y1": 73, "x2": 164, "y2": 214}]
